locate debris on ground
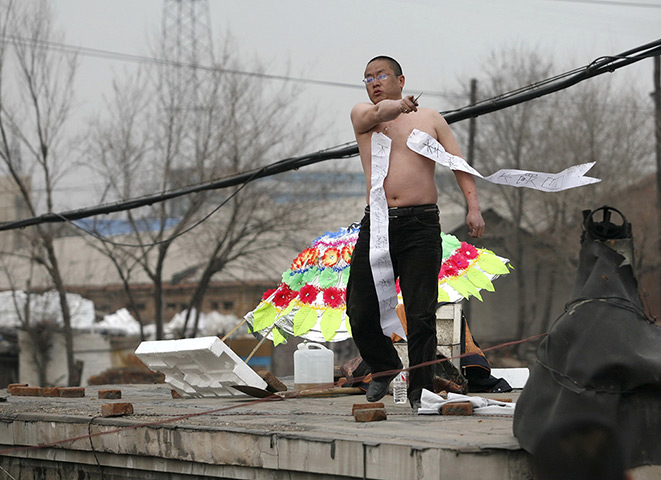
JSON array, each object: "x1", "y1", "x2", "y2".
[
  {"x1": 353, "y1": 402, "x2": 387, "y2": 422},
  {"x1": 101, "y1": 402, "x2": 134, "y2": 417}
]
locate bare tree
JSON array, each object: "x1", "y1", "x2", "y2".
[
  {"x1": 454, "y1": 46, "x2": 654, "y2": 356},
  {"x1": 80, "y1": 73, "x2": 153, "y2": 340},
  {"x1": 84, "y1": 34, "x2": 321, "y2": 339},
  {"x1": 0, "y1": 0, "x2": 81, "y2": 384}
]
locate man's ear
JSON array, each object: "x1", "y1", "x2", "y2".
[{"x1": 398, "y1": 74, "x2": 405, "y2": 90}]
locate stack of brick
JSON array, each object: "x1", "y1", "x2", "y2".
[
  {"x1": 6, "y1": 384, "x2": 134, "y2": 418},
  {"x1": 8, "y1": 384, "x2": 85, "y2": 398}
]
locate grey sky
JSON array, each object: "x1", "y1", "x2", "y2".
[{"x1": 45, "y1": 0, "x2": 661, "y2": 207}]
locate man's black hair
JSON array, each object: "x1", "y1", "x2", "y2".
[{"x1": 367, "y1": 56, "x2": 402, "y2": 76}]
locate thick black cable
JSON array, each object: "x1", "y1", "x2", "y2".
[
  {"x1": 440, "y1": 39, "x2": 661, "y2": 121},
  {"x1": 58, "y1": 164, "x2": 260, "y2": 248},
  {"x1": 0, "y1": 145, "x2": 358, "y2": 231},
  {"x1": 1, "y1": 39, "x2": 659, "y2": 233}
]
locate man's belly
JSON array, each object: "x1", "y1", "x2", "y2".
[{"x1": 383, "y1": 174, "x2": 438, "y2": 207}]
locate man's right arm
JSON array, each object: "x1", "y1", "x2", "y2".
[{"x1": 350, "y1": 96, "x2": 419, "y2": 134}]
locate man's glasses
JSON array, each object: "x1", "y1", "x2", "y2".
[{"x1": 362, "y1": 73, "x2": 392, "y2": 85}]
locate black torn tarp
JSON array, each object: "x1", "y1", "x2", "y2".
[{"x1": 513, "y1": 206, "x2": 661, "y2": 469}]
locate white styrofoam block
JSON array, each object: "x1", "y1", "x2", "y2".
[
  {"x1": 395, "y1": 303, "x2": 462, "y2": 370},
  {"x1": 490, "y1": 368, "x2": 530, "y2": 389},
  {"x1": 135, "y1": 336, "x2": 267, "y2": 397}
]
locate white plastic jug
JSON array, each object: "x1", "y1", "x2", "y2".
[{"x1": 294, "y1": 342, "x2": 334, "y2": 391}]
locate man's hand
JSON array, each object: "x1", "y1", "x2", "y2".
[
  {"x1": 399, "y1": 94, "x2": 419, "y2": 114},
  {"x1": 466, "y1": 210, "x2": 485, "y2": 238}
]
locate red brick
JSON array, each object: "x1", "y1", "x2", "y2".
[
  {"x1": 98, "y1": 389, "x2": 122, "y2": 399},
  {"x1": 7, "y1": 384, "x2": 28, "y2": 394},
  {"x1": 441, "y1": 402, "x2": 473, "y2": 416},
  {"x1": 256, "y1": 370, "x2": 287, "y2": 393},
  {"x1": 354, "y1": 408, "x2": 387, "y2": 422},
  {"x1": 40, "y1": 387, "x2": 60, "y2": 397},
  {"x1": 12, "y1": 386, "x2": 41, "y2": 396},
  {"x1": 352, "y1": 402, "x2": 385, "y2": 415},
  {"x1": 58, "y1": 387, "x2": 85, "y2": 398},
  {"x1": 101, "y1": 402, "x2": 134, "y2": 417}
]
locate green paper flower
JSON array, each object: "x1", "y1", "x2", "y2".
[
  {"x1": 340, "y1": 267, "x2": 351, "y2": 287},
  {"x1": 318, "y1": 268, "x2": 340, "y2": 288},
  {"x1": 301, "y1": 266, "x2": 319, "y2": 283},
  {"x1": 441, "y1": 233, "x2": 462, "y2": 260},
  {"x1": 288, "y1": 272, "x2": 306, "y2": 291},
  {"x1": 281, "y1": 269, "x2": 292, "y2": 284}
]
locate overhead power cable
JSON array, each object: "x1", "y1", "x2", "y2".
[
  {"x1": 547, "y1": 0, "x2": 661, "y2": 8},
  {"x1": 1, "y1": 38, "x2": 660, "y2": 232},
  {"x1": 440, "y1": 38, "x2": 661, "y2": 122},
  {"x1": 0, "y1": 34, "x2": 457, "y2": 99}
]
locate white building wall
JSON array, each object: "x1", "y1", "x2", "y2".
[{"x1": 18, "y1": 331, "x2": 126, "y2": 387}]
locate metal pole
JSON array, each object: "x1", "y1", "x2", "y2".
[
  {"x1": 653, "y1": 56, "x2": 661, "y2": 306},
  {"x1": 464, "y1": 78, "x2": 478, "y2": 325},
  {"x1": 467, "y1": 79, "x2": 477, "y2": 167}
]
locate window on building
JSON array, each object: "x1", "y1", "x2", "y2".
[{"x1": 223, "y1": 301, "x2": 234, "y2": 311}]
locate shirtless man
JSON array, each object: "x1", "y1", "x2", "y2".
[{"x1": 346, "y1": 56, "x2": 485, "y2": 409}]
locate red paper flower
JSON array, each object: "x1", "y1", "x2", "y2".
[
  {"x1": 261, "y1": 287, "x2": 277, "y2": 301},
  {"x1": 341, "y1": 245, "x2": 354, "y2": 264},
  {"x1": 458, "y1": 243, "x2": 478, "y2": 259},
  {"x1": 303, "y1": 248, "x2": 319, "y2": 265},
  {"x1": 323, "y1": 287, "x2": 345, "y2": 308},
  {"x1": 273, "y1": 285, "x2": 296, "y2": 307},
  {"x1": 440, "y1": 262, "x2": 460, "y2": 278},
  {"x1": 322, "y1": 248, "x2": 340, "y2": 267},
  {"x1": 299, "y1": 284, "x2": 320, "y2": 304},
  {"x1": 449, "y1": 253, "x2": 470, "y2": 270},
  {"x1": 291, "y1": 248, "x2": 319, "y2": 270},
  {"x1": 291, "y1": 256, "x2": 305, "y2": 270}
]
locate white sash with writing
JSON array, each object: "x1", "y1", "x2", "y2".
[
  {"x1": 369, "y1": 133, "x2": 406, "y2": 340},
  {"x1": 407, "y1": 129, "x2": 600, "y2": 192}
]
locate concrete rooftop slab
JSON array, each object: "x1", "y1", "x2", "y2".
[{"x1": 0, "y1": 383, "x2": 659, "y2": 479}]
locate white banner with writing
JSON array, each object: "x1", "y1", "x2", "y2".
[
  {"x1": 369, "y1": 133, "x2": 407, "y2": 340},
  {"x1": 407, "y1": 129, "x2": 600, "y2": 192}
]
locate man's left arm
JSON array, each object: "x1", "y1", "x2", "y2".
[
  {"x1": 454, "y1": 171, "x2": 485, "y2": 238},
  {"x1": 434, "y1": 113, "x2": 485, "y2": 238}
]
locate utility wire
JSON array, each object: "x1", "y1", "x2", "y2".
[
  {"x1": 546, "y1": 0, "x2": 661, "y2": 8},
  {"x1": 1, "y1": 38, "x2": 660, "y2": 233},
  {"x1": 0, "y1": 33, "x2": 457, "y2": 100}
]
